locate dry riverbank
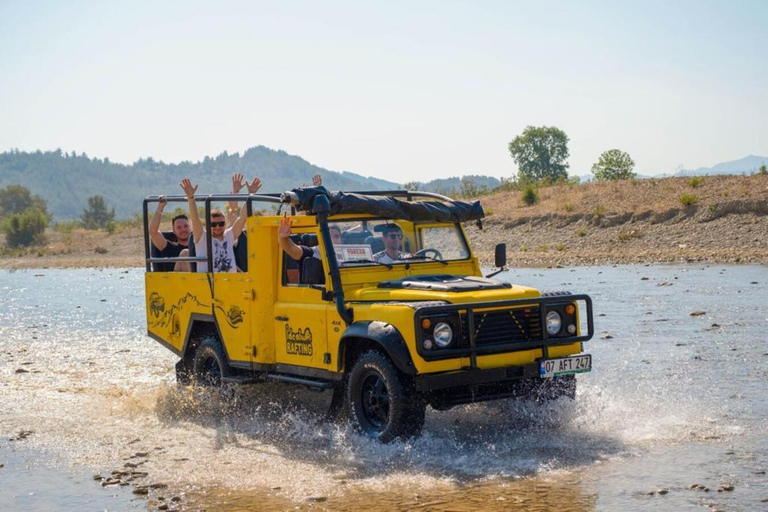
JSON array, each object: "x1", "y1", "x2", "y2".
[{"x1": 1, "y1": 174, "x2": 766, "y2": 269}]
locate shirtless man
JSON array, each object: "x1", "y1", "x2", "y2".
[
  {"x1": 180, "y1": 176, "x2": 262, "y2": 273},
  {"x1": 148, "y1": 197, "x2": 191, "y2": 272},
  {"x1": 373, "y1": 224, "x2": 412, "y2": 264}
]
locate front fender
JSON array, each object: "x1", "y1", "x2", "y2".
[{"x1": 339, "y1": 321, "x2": 416, "y2": 376}]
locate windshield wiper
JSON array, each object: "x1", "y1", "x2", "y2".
[
  {"x1": 412, "y1": 255, "x2": 449, "y2": 265},
  {"x1": 343, "y1": 259, "x2": 393, "y2": 270}
]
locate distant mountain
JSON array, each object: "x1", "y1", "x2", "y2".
[
  {"x1": 0, "y1": 146, "x2": 400, "y2": 220},
  {"x1": 678, "y1": 155, "x2": 767, "y2": 176}
]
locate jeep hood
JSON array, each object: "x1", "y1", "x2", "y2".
[{"x1": 345, "y1": 274, "x2": 541, "y2": 303}]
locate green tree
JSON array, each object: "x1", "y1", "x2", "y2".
[
  {"x1": 508, "y1": 126, "x2": 570, "y2": 182},
  {"x1": 591, "y1": 149, "x2": 636, "y2": 181},
  {"x1": 2, "y1": 209, "x2": 48, "y2": 247},
  {"x1": 81, "y1": 195, "x2": 115, "y2": 229},
  {"x1": 0, "y1": 184, "x2": 48, "y2": 216}
]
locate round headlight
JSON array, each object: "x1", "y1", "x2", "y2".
[
  {"x1": 433, "y1": 322, "x2": 453, "y2": 347},
  {"x1": 546, "y1": 311, "x2": 562, "y2": 335}
]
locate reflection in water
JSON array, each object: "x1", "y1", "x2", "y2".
[{"x1": 1, "y1": 265, "x2": 766, "y2": 510}]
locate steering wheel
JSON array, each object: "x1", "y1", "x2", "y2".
[{"x1": 414, "y1": 248, "x2": 443, "y2": 260}]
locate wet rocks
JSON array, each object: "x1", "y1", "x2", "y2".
[
  {"x1": 15, "y1": 368, "x2": 29, "y2": 374},
  {"x1": 600, "y1": 332, "x2": 614, "y2": 339},
  {"x1": 133, "y1": 487, "x2": 149, "y2": 496},
  {"x1": 718, "y1": 484, "x2": 735, "y2": 492},
  {"x1": 690, "y1": 484, "x2": 710, "y2": 492},
  {"x1": 689, "y1": 310, "x2": 706, "y2": 316},
  {"x1": 10, "y1": 430, "x2": 33, "y2": 441}
]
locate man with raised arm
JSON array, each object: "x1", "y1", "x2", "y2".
[
  {"x1": 148, "y1": 196, "x2": 192, "y2": 272},
  {"x1": 180, "y1": 175, "x2": 262, "y2": 273},
  {"x1": 277, "y1": 174, "x2": 343, "y2": 264}
]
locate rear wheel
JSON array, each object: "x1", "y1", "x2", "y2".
[
  {"x1": 192, "y1": 337, "x2": 232, "y2": 386},
  {"x1": 346, "y1": 350, "x2": 425, "y2": 443}
]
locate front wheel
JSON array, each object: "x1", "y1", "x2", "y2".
[{"x1": 346, "y1": 350, "x2": 425, "y2": 443}]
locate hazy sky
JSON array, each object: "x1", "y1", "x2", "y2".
[{"x1": 1, "y1": 0, "x2": 766, "y2": 182}]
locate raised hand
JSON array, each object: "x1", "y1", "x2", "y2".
[
  {"x1": 277, "y1": 214, "x2": 292, "y2": 239},
  {"x1": 312, "y1": 174, "x2": 322, "y2": 186},
  {"x1": 180, "y1": 179, "x2": 198, "y2": 199},
  {"x1": 231, "y1": 173, "x2": 246, "y2": 194},
  {"x1": 247, "y1": 177, "x2": 262, "y2": 194},
  {"x1": 157, "y1": 195, "x2": 167, "y2": 211}
]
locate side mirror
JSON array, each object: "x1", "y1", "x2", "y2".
[
  {"x1": 301, "y1": 257, "x2": 325, "y2": 285},
  {"x1": 494, "y1": 243, "x2": 507, "y2": 268}
]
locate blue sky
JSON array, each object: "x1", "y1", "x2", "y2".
[{"x1": 1, "y1": 0, "x2": 766, "y2": 182}]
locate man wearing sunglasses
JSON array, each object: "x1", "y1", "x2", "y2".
[
  {"x1": 373, "y1": 224, "x2": 412, "y2": 264},
  {"x1": 181, "y1": 176, "x2": 262, "y2": 273}
]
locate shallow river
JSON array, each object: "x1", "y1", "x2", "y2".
[{"x1": 1, "y1": 265, "x2": 766, "y2": 511}]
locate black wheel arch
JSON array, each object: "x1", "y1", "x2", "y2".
[
  {"x1": 338, "y1": 321, "x2": 416, "y2": 376},
  {"x1": 180, "y1": 313, "x2": 231, "y2": 363}
]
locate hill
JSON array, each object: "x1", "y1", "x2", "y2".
[
  {"x1": 679, "y1": 155, "x2": 767, "y2": 177},
  {"x1": 0, "y1": 147, "x2": 503, "y2": 220},
  {"x1": 0, "y1": 146, "x2": 402, "y2": 220}
]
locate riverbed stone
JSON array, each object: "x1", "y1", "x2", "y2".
[{"x1": 690, "y1": 310, "x2": 706, "y2": 316}]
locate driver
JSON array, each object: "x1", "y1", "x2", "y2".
[{"x1": 373, "y1": 224, "x2": 412, "y2": 264}]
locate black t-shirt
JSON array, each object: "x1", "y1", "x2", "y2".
[{"x1": 154, "y1": 241, "x2": 186, "y2": 272}]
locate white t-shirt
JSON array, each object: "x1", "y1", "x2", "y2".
[
  {"x1": 195, "y1": 228, "x2": 237, "y2": 273},
  {"x1": 373, "y1": 251, "x2": 412, "y2": 264}
]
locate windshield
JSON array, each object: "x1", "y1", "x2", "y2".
[{"x1": 327, "y1": 219, "x2": 470, "y2": 267}]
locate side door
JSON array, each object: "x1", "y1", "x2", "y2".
[{"x1": 273, "y1": 235, "x2": 333, "y2": 373}]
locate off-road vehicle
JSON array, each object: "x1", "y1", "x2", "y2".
[{"x1": 143, "y1": 187, "x2": 594, "y2": 442}]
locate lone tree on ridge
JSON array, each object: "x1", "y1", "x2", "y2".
[
  {"x1": 508, "y1": 126, "x2": 570, "y2": 182},
  {"x1": 591, "y1": 149, "x2": 636, "y2": 181}
]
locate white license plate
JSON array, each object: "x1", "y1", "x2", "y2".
[{"x1": 539, "y1": 355, "x2": 592, "y2": 378}]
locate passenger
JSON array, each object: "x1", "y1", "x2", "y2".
[
  {"x1": 148, "y1": 196, "x2": 191, "y2": 272},
  {"x1": 181, "y1": 176, "x2": 262, "y2": 273},
  {"x1": 277, "y1": 173, "x2": 339, "y2": 264},
  {"x1": 373, "y1": 224, "x2": 412, "y2": 264},
  {"x1": 278, "y1": 214, "x2": 341, "y2": 263}
]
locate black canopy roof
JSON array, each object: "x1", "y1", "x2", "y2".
[{"x1": 289, "y1": 187, "x2": 485, "y2": 223}]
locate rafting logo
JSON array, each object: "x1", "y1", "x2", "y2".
[{"x1": 285, "y1": 325, "x2": 313, "y2": 356}]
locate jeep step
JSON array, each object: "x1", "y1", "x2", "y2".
[{"x1": 267, "y1": 374, "x2": 335, "y2": 390}]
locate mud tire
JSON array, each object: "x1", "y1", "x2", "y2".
[
  {"x1": 192, "y1": 337, "x2": 232, "y2": 387},
  {"x1": 346, "y1": 350, "x2": 425, "y2": 443}
]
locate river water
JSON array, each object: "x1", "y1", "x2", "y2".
[{"x1": 0, "y1": 265, "x2": 766, "y2": 511}]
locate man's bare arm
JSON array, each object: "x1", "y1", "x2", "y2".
[
  {"x1": 149, "y1": 196, "x2": 168, "y2": 251},
  {"x1": 180, "y1": 179, "x2": 203, "y2": 244},
  {"x1": 231, "y1": 177, "x2": 262, "y2": 239},
  {"x1": 277, "y1": 214, "x2": 305, "y2": 261}
]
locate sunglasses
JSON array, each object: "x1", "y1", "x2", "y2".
[
  {"x1": 210, "y1": 221, "x2": 226, "y2": 228},
  {"x1": 386, "y1": 234, "x2": 403, "y2": 239}
]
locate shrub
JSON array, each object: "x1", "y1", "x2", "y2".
[
  {"x1": 688, "y1": 176, "x2": 704, "y2": 188},
  {"x1": 94, "y1": 246, "x2": 108, "y2": 254},
  {"x1": 577, "y1": 228, "x2": 587, "y2": 237},
  {"x1": 521, "y1": 185, "x2": 538, "y2": 206},
  {"x1": 564, "y1": 203, "x2": 574, "y2": 212},
  {"x1": 105, "y1": 221, "x2": 116, "y2": 234},
  {"x1": 555, "y1": 243, "x2": 566, "y2": 251},
  {"x1": 679, "y1": 193, "x2": 699, "y2": 206},
  {"x1": 593, "y1": 206, "x2": 605, "y2": 218},
  {"x1": 617, "y1": 228, "x2": 643, "y2": 241},
  {"x1": 2, "y1": 208, "x2": 48, "y2": 247},
  {"x1": 521, "y1": 244, "x2": 528, "y2": 252},
  {"x1": 81, "y1": 195, "x2": 115, "y2": 230},
  {"x1": 537, "y1": 243, "x2": 549, "y2": 252}
]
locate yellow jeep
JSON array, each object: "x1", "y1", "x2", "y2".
[{"x1": 143, "y1": 187, "x2": 594, "y2": 442}]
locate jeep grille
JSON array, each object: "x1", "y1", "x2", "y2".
[{"x1": 460, "y1": 307, "x2": 543, "y2": 346}]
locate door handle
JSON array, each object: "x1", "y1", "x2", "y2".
[{"x1": 275, "y1": 316, "x2": 289, "y2": 321}]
